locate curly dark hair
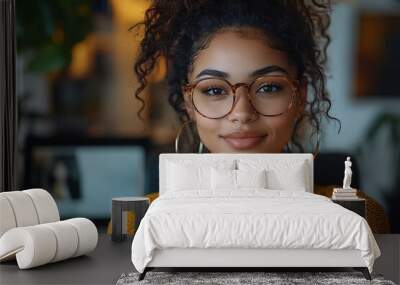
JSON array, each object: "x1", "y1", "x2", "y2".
[{"x1": 131, "y1": 0, "x2": 340, "y2": 152}]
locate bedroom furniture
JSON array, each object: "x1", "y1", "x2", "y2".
[
  {"x1": 314, "y1": 185, "x2": 390, "y2": 234},
  {"x1": 0, "y1": 232, "x2": 398, "y2": 285},
  {"x1": 139, "y1": 148, "x2": 391, "y2": 233},
  {"x1": 142, "y1": 186, "x2": 390, "y2": 234},
  {"x1": 0, "y1": 230, "x2": 133, "y2": 284},
  {"x1": 332, "y1": 198, "x2": 366, "y2": 218},
  {"x1": 112, "y1": 197, "x2": 150, "y2": 242},
  {"x1": 0, "y1": 189, "x2": 98, "y2": 269},
  {"x1": 132, "y1": 153, "x2": 380, "y2": 281}
]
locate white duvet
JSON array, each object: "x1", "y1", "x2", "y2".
[{"x1": 131, "y1": 189, "x2": 380, "y2": 273}]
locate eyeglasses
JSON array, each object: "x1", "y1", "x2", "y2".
[{"x1": 183, "y1": 75, "x2": 300, "y2": 119}]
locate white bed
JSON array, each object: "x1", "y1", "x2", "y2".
[{"x1": 131, "y1": 153, "x2": 381, "y2": 281}]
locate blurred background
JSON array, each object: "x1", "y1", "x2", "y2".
[{"x1": 15, "y1": 0, "x2": 400, "y2": 230}]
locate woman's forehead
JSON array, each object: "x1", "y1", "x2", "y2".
[{"x1": 189, "y1": 29, "x2": 296, "y2": 82}]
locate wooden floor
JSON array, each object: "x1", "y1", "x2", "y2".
[{"x1": 373, "y1": 234, "x2": 400, "y2": 284}]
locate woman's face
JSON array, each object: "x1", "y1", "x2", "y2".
[{"x1": 184, "y1": 27, "x2": 306, "y2": 153}]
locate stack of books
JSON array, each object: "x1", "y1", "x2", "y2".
[{"x1": 332, "y1": 188, "x2": 358, "y2": 200}]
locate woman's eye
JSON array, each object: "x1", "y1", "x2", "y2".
[
  {"x1": 202, "y1": 87, "x2": 227, "y2": 96},
  {"x1": 258, "y1": 84, "x2": 282, "y2": 94}
]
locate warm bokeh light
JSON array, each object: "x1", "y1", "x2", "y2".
[
  {"x1": 111, "y1": 0, "x2": 149, "y2": 24},
  {"x1": 68, "y1": 36, "x2": 94, "y2": 78},
  {"x1": 149, "y1": 55, "x2": 167, "y2": 82}
]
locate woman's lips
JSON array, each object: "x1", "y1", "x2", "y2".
[{"x1": 221, "y1": 132, "x2": 267, "y2": 150}]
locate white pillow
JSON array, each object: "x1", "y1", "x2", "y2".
[
  {"x1": 167, "y1": 162, "x2": 210, "y2": 191},
  {"x1": 236, "y1": 169, "x2": 267, "y2": 188},
  {"x1": 266, "y1": 162, "x2": 307, "y2": 191},
  {"x1": 211, "y1": 168, "x2": 267, "y2": 190},
  {"x1": 211, "y1": 168, "x2": 236, "y2": 190},
  {"x1": 238, "y1": 159, "x2": 309, "y2": 192},
  {"x1": 166, "y1": 159, "x2": 236, "y2": 192}
]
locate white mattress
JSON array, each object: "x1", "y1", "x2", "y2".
[{"x1": 131, "y1": 189, "x2": 380, "y2": 273}]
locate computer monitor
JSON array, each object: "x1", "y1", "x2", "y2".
[{"x1": 24, "y1": 136, "x2": 150, "y2": 220}]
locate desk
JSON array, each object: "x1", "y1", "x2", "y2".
[
  {"x1": 1, "y1": 232, "x2": 398, "y2": 284},
  {"x1": 0, "y1": 228, "x2": 133, "y2": 285}
]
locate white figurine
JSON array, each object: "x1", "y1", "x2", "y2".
[
  {"x1": 332, "y1": 156, "x2": 357, "y2": 199},
  {"x1": 342, "y1": 156, "x2": 352, "y2": 190}
]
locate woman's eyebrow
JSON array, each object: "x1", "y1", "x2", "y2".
[
  {"x1": 195, "y1": 65, "x2": 288, "y2": 79},
  {"x1": 195, "y1": 69, "x2": 229, "y2": 79},
  {"x1": 251, "y1": 65, "x2": 289, "y2": 77}
]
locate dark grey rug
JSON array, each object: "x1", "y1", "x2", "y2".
[{"x1": 116, "y1": 271, "x2": 396, "y2": 285}]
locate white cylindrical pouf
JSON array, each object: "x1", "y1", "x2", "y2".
[
  {"x1": 0, "y1": 226, "x2": 57, "y2": 269},
  {"x1": 23, "y1": 188, "x2": 60, "y2": 224},
  {"x1": 64, "y1": 218, "x2": 98, "y2": 257},
  {"x1": 42, "y1": 221, "x2": 79, "y2": 262},
  {"x1": 1, "y1": 191, "x2": 39, "y2": 227},
  {"x1": 0, "y1": 195, "x2": 17, "y2": 237}
]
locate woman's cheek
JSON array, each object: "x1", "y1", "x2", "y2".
[
  {"x1": 195, "y1": 116, "x2": 222, "y2": 152},
  {"x1": 264, "y1": 116, "x2": 295, "y2": 152}
]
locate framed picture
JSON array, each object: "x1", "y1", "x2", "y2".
[
  {"x1": 24, "y1": 136, "x2": 150, "y2": 220},
  {"x1": 355, "y1": 10, "x2": 400, "y2": 98}
]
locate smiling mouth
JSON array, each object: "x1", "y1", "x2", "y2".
[{"x1": 221, "y1": 134, "x2": 267, "y2": 150}]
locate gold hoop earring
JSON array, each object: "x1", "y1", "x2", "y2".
[
  {"x1": 312, "y1": 130, "x2": 321, "y2": 159},
  {"x1": 175, "y1": 120, "x2": 204, "y2": 153},
  {"x1": 198, "y1": 141, "x2": 204, "y2": 154}
]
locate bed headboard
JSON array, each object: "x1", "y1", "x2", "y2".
[{"x1": 159, "y1": 153, "x2": 314, "y2": 195}]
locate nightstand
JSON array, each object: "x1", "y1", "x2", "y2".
[
  {"x1": 331, "y1": 198, "x2": 366, "y2": 218},
  {"x1": 111, "y1": 197, "x2": 150, "y2": 241}
]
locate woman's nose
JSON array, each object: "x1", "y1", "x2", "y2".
[{"x1": 226, "y1": 87, "x2": 258, "y2": 123}]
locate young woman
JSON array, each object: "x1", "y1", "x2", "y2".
[
  {"x1": 129, "y1": 0, "x2": 391, "y2": 234},
  {"x1": 131, "y1": 0, "x2": 340, "y2": 154}
]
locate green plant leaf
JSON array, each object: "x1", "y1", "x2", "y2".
[
  {"x1": 17, "y1": 0, "x2": 93, "y2": 73},
  {"x1": 27, "y1": 44, "x2": 68, "y2": 73}
]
